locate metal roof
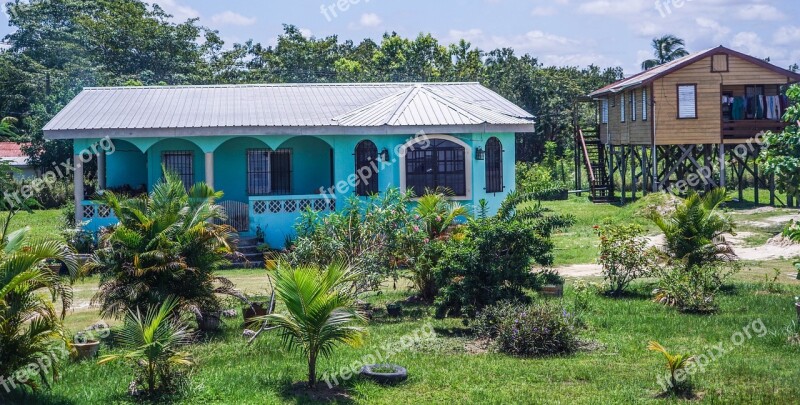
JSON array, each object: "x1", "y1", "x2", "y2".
[
  {"x1": 44, "y1": 83, "x2": 535, "y2": 139},
  {"x1": 588, "y1": 46, "x2": 800, "y2": 98}
]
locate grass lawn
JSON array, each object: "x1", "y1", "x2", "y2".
[
  {"x1": 4, "y1": 196, "x2": 800, "y2": 404},
  {"x1": 9, "y1": 281, "x2": 800, "y2": 404},
  {"x1": 5, "y1": 209, "x2": 64, "y2": 241}
]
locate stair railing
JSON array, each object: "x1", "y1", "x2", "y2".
[{"x1": 577, "y1": 128, "x2": 596, "y2": 184}]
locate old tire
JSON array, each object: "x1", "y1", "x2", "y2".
[{"x1": 360, "y1": 364, "x2": 408, "y2": 385}]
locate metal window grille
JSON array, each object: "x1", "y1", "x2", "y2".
[
  {"x1": 485, "y1": 137, "x2": 503, "y2": 193},
  {"x1": 405, "y1": 139, "x2": 466, "y2": 196},
  {"x1": 354, "y1": 140, "x2": 379, "y2": 196},
  {"x1": 247, "y1": 149, "x2": 292, "y2": 196},
  {"x1": 162, "y1": 151, "x2": 193, "y2": 188}
]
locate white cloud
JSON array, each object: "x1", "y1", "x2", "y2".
[
  {"x1": 736, "y1": 4, "x2": 784, "y2": 21},
  {"x1": 578, "y1": 0, "x2": 646, "y2": 15},
  {"x1": 731, "y1": 31, "x2": 785, "y2": 61},
  {"x1": 531, "y1": 6, "x2": 557, "y2": 17},
  {"x1": 210, "y1": 11, "x2": 256, "y2": 27},
  {"x1": 359, "y1": 13, "x2": 382, "y2": 28},
  {"x1": 153, "y1": 0, "x2": 200, "y2": 22},
  {"x1": 773, "y1": 26, "x2": 800, "y2": 45},
  {"x1": 695, "y1": 17, "x2": 730, "y2": 42},
  {"x1": 299, "y1": 28, "x2": 313, "y2": 38}
]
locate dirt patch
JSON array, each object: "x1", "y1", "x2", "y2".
[
  {"x1": 735, "y1": 234, "x2": 800, "y2": 261},
  {"x1": 740, "y1": 214, "x2": 798, "y2": 229},
  {"x1": 464, "y1": 338, "x2": 491, "y2": 354},
  {"x1": 557, "y1": 263, "x2": 602, "y2": 277},
  {"x1": 285, "y1": 382, "x2": 352, "y2": 402}
]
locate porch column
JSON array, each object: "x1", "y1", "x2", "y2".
[
  {"x1": 204, "y1": 152, "x2": 214, "y2": 189},
  {"x1": 97, "y1": 150, "x2": 106, "y2": 190},
  {"x1": 718, "y1": 144, "x2": 726, "y2": 189},
  {"x1": 74, "y1": 155, "x2": 84, "y2": 224}
]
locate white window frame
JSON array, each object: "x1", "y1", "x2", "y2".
[
  {"x1": 630, "y1": 90, "x2": 636, "y2": 122},
  {"x1": 601, "y1": 99, "x2": 609, "y2": 124},
  {"x1": 642, "y1": 88, "x2": 648, "y2": 121},
  {"x1": 677, "y1": 84, "x2": 697, "y2": 119},
  {"x1": 620, "y1": 93, "x2": 626, "y2": 122}
]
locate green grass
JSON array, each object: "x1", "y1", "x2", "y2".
[
  {"x1": 4, "y1": 209, "x2": 64, "y2": 241},
  {"x1": 8, "y1": 281, "x2": 800, "y2": 404}
]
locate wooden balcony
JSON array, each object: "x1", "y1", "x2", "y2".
[{"x1": 722, "y1": 120, "x2": 788, "y2": 141}]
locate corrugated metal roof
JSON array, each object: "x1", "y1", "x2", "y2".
[
  {"x1": 44, "y1": 83, "x2": 534, "y2": 139},
  {"x1": 588, "y1": 46, "x2": 800, "y2": 98}
]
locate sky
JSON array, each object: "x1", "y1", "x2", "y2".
[{"x1": 1, "y1": 0, "x2": 799, "y2": 75}]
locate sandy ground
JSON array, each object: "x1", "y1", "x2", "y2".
[{"x1": 559, "y1": 215, "x2": 800, "y2": 277}]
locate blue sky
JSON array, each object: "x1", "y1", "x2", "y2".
[{"x1": 2, "y1": 0, "x2": 799, "y2": 75}]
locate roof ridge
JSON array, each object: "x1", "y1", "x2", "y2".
[
  {"x1": 418, "y1": 86, "x2": 486, "y2": 124},
  {"x1": 83, "y1": 82, "x2": 482, "y2": 90}
]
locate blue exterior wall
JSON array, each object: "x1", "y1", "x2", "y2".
[{"x1": 79, "y1": 132, "x2": 516, "y2": 245}]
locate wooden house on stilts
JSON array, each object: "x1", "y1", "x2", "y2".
[{"x1": 580, "y1": 46, "x2": 800, "y2": 205}]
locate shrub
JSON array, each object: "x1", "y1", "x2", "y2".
[
  {"x1": 89, "y1": 171, "x2": 240, "y2": 319},
  {"x1": 652, "y1": 263, "x2": 738, "y2": 313},
  {"x1": 516, "y1": 162, "x2": 568, "y2": 199},
  {"x1": 99, "y1": 297, "x2": 194, "y2": 398},
  {"x1": 474, "y1": 301, "x2": 578, "y2": 357},
  {"x1": 433, "y1": 192, "x2": 574, "y2": 317},
  {"x1": 649, "y1": 188, "x2": 735, "y2": 270},
  {"x1": 291, "y1": 188, "x2": 412, "y2": 294},
  {"x1": 596, "y1": 222, "x2": 657, "y2": 296}
]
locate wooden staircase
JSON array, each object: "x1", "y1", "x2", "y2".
[{"x1": 577, "y1": 127, "x2": 613, "y2": 203}]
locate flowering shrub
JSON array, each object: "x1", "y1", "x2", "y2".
[
  {"x1": 474, "y1": 301, "x2": 578, "y2": 357},
  {"x1": 653, "y1": 263, "x2": 739, "y2": 313},
  {"x1": 595, "y1": 221, "x2": 656, "y2": 296}
]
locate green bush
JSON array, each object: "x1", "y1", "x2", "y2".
[
  {"x1": 653, "y1": 263, "x2": 738, "y2": 313},
  {"x1": 516, "y1": 162, "x2": 568, "y2": 200},
  {"x1": 596, "y1": 222, "x2": 656, "y2": 296},
  {"x1": 474, "y1": 301, "x2": 578, "y2": 357}
]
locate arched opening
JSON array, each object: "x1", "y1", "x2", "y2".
[
  {"x1": 485, "y1": 137, "x2": 504, "y2": 193},
  {"x1": 145, "y1": 138, "x2": 204, "y2": 191},
  {"x1": 401, "y1": 135, "x2": 470, "y2": 198},
  {"x1": 354, "y1": 140, "x2": 379, "y2": 196}
]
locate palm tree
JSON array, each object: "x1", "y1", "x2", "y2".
[
  {"x1": 649, "y1": 188, "x2": 735, "y2": 269},
  {"x1": 641, "y1": 35, "x2": 689, "y2": 70},
  {"x1": 98, "y1": 296, "x2": 194, "y2": 397},
  {"x1": 0, "y1": 222, "x2": 78, "y2": 390},
  {"x1": 90, "y1": 170, "x2": 239, "y2": 319},
  {"x1": 257, "y1": 261, "x2": 366, "y2": 387},
  {"x1": 647, "y1": 341, "x2": 695, "y2": 393},
  {"x1": 0, "y1": 117, "x2": 18, "y2": 140}
]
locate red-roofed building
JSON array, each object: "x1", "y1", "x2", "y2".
[{"x1": 0, "y1": 142, "x2": 35, "y2": 179}]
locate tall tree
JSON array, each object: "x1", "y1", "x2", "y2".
[{"x1": 641, "y1": 35, "x2": 689, "y2": 70}]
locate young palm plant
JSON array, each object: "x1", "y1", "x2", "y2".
[
  {"x1": 257, "y1": 261, "x2": 366, "y2": 387},
  {"x1": 0, "y1": 221, "x2": 78, "y2": 391},
  {"x1": 99, "y1": 296, "x2": 194, "y2": 397},
  {"x1": 647, "y1": 340, "x2": 695, "y2": 394},
  {"x1": 90, "y1": 170, "x2": 240, "y2": 319},
  {"x1": 649, "y1": 188, "x2": 735, "y2": 270}
]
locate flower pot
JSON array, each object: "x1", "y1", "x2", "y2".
[
  {"x1": 541, "y1": 284, "x2": 564, "y2": 298},
  {"x1": 197, "y1": 312, "x2": 222, "y2": 332},
  {"x1": 243, "y1": 302, "x2": 269, "y2": 326},
  {"x1": 73, "y1": 340, "x2": 100, "y2": 361},
  {"x1": 386, "y1": 303, "x2": 402, "y2": 317}
]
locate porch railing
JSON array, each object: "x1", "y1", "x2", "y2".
[
  {"x1": 80, "y1": 201, "x2": 118, "y2": 232},
  {"x1": 249, "y1": 195, "x2": 336, "y2": 217},
  {"x1": 722, "y1": 120, "x2": 788, "y2": 140}
]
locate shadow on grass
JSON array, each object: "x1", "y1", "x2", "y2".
[
  {"x1": 276, "y1": 380, "x2": 356, "y2": 404},
  {"x1": 433, "y1": 326, "x2": 474, "y2": 338},
  {"x1": 1, "y1": 391, "x2": 77, "y2": 405}
]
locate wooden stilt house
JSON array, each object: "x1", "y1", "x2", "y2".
[{"x1": 581, "y1": 46, "x2": 800, "y2": 204}]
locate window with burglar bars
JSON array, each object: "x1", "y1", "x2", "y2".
[
  {"x1": 405, "y1": 139, "x2": 466, "y2": 196},
  {"x1": 162, "y1": 151, "x2": 193, "y2": 188},
  {"x1": 247, "y1": 149, "x2": 292, "y2": 196},
  {"x1": 485, "y1": 137, "x2": 503, "y2": 193},
  {"x1": 355, "y1": 140, "x2": 379, "y2": 196}
]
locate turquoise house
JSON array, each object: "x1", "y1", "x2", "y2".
[{"x1": 44, "y1": 83, "x2": 535, "y2": 247}]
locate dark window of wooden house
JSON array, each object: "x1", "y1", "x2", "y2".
[
  {"x1": 405, "y1": 139, "x2": 466, "y2": 196},
  {"x1": 485, "y1": 137, "x2": 503, "y2": 193},
  {"x1": 354, "y1": 140, "x2": 379, "y2": 196}
]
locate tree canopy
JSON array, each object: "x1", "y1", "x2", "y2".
[{"x1": 1, "y1": 0, "x2": 624, "y2": 168}]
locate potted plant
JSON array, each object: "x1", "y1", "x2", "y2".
[
  {"x1": 539, "y1": 269, "x2": 565, "y2": 297},
  {"x1": 72, "y1": 331, "x2": 101, "y2": 361},
  {"x1": 242, "y1": 295, "x2": 271, "y2": 326},
  {"x1": 255, "y1": 226, "x2": 265, "y2": 244},
  {"x1": 360, "y1": 364, "x2": 408, "y2": 384}
]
